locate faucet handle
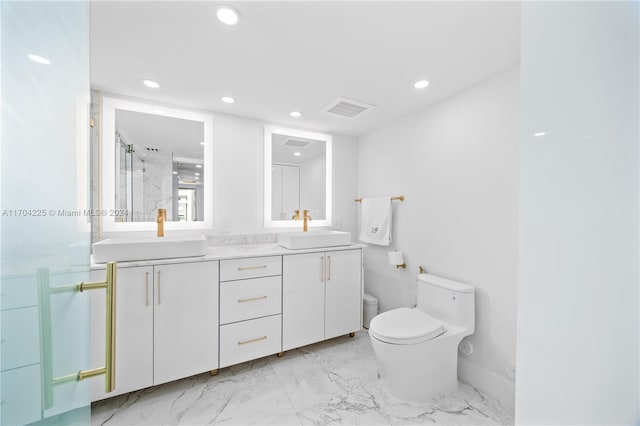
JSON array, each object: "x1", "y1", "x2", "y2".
[{"x1": 292, "y1": 209, "x2": 300, "y2": 220}]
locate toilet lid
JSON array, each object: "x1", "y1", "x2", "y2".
[{"x1": 369, "y1": 307, "x2": 445, "y2": 345}]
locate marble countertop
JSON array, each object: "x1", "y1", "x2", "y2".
[{"x1": 91, "y1": 242, "x2": 364, "y2": 269}]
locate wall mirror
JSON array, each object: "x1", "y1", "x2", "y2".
[
  {"x1": 264, "y1": 125, "x2": 332, "y2": 228},
  {"x1": 101, "y1": 96, "x2": 213, "y2": 232}
]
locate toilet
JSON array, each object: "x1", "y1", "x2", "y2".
[{"x1": 369, "y1": 273, "x2": 475, "y2": 402}]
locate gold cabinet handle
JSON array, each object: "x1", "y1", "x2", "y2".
[
  {"x1": 328, "y1": 255, "x2": 331, "y2": 281},
  {"x1": 76, "y1": 261, "x2": 117, "y2": 393},
  {"x1": 157, "y1": 271, "x2": 161, "y2": 305},
  {"x1": 238, "y1": 295, "x2": 267, "y2": 303},
  {"x1": 238, "y1": 265, "x2": 268, "y2": 271},
  {"x1": 145, "y1": 272, "x2": 149, "y2": 306},
  {"x1": 38, "y1": 262, "x2": 118, "y2": 408},
  {"x1": 238, "y1": 336, "x2": 267, "y2": 345},
  {"x1": 321, "y1": 256, "x2": 325, "y2": 282}
]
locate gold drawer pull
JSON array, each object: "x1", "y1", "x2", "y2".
[
  {"x1": 238, "y1": 295, "x2": 267, "y2": 303},
  {"x1": 238, "y1": 335, "x2": 267, "y2": 345},
  {"x1": 238, "y1": 265, "x2": 268, "y2": 271},
  {"x1": 145, "y1": 272, "x2": 149, "y2": 306}
]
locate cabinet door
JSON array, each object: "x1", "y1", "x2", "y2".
[
  {"x1": 282, "y1": 253, "x2": 325, "y2": 351},
  {"x1": 91, "y1": 266, "x2": 154, "y2": 401},
  {"x1": 153, "y1": 261, "x2": 218, "y2": 385},
  {"x1": 325, "y1": 250, "x2": 362, "y2": 339}
]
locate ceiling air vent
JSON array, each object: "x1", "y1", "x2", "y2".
[
  {"x1": 282, "y1": 138, "x2": 312, "y2": 148},
  {"x1": 323, "y1": 96, "x2": 376, "y2": 119}
]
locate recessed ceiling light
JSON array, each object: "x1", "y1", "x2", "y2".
[
  {"x1": 222, "y1": 96, "x2": 235, "y2": 104},
  {"x1": 28, "y1": 54, "x2": 51, "y2": 64},
  {"x1": 290, "y1": 111, "x2": 302, "y2": 118},
  {"x1": 200, "y1": 141, "x2": 205, "y2": 145},
  {"x1": 196, "y1": 164, "x2": 202, "y2": 168},
  {"x1": 143, "y1": 79, "x2": 160, "y2": 89},
  {"x1": 216, "y1": 5, "x2": 240, "y2": 26},
  {"x1": 293, "y1": 152, "x2": 301, "y2": 156},
  {"x1": 414, "y1": 80, "x2": 429, "y2": 89},
  {"x1": 195, "y1": 172, "x2": 200, "y2": 176},
  {"x1": 195, "y1": 176, "x2": 200, "y2": 180},
  {"x1": 172, "y1": 171, "x2": 178, "y2": 175},
  {"x1": 534, "y1": 132, "x2": 547, "y2": 137}
]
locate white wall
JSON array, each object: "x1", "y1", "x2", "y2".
[
  {"x1": 516, "y1": 2, "x2": 639, "y2": 424},
  {"x1": 357, "y1": 68, "x2": 519, "y2": 406},
  {"x1": 300, "y1": 154, "x2": 326, "y2": 220}
]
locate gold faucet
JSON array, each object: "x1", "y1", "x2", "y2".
[
  {"x1": 157, "y1": 208, "x2": 167, "y2": 237},
  {"x1": 292, "y1": 209, "x2": 300, "y2": 220},
  {"x1": 303, "y1": 209, "x2": 312, "y2": 232}
]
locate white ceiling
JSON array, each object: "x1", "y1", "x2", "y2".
[
  {"x1": 272, "y1": 133, "x2": 325, "y2": 165},
  {"x1": 91, "y1": 1, "x2": 521, "y2": 137},
  {"x1": 116, "y1": 109, "x2": 204, "y2": 159}
]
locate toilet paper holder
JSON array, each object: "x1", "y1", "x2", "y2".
[{"x1": 388, "y1": 251, "x2": 406, "y2": 269}]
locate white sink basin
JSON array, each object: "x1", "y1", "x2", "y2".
[
  {"x1": 92, "y1": 235, "x2": 207, "y2": 263},
  {"x1": 278, "y1": 230, "x2": 351, "y2": 250}
]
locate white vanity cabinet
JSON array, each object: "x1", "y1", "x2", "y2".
[
  {"x1": 324, "y1": 249, "x2": 363, "y2": 339},
  {"x1": 89, "y1": 246, "x2": 361, "y2": 400},
  {"x1": 218, "y1": 256, "x2": 282, "y2": 368},
  {"x1": 90, "y1": 265, "x2": 153, "y2": 400},
  {"x1": 282, "y1": 249, "x2": 362, "y2": 351},
  {"x1": 90, "y1": 260, "x2": 218, "y2": 401},
  {"x1": 153, "y1": 261, "x2": 219, "y2": 385}
]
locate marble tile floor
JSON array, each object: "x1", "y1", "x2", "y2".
[{"x1": 92, "y1": 331, "x2": 514, "y2": 426}]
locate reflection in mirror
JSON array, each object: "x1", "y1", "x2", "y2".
[
  {"x1": 101, "y1": 96, "x2": 212, "y2": 232},
  {"x1": 114, "y1": 110, "x2": 204, "y2": 222},
  {"x1": 264, "y1": 126, "x2": 332, "y2": 228},
  {"x1": 271, "y1": 134, "x2": 325, "y2": 220}
]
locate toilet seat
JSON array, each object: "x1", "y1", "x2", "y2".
[{"x1": 369, "y1": 307, "x2": 446, "y2": 345}]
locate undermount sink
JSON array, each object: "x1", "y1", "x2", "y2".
[
  {"x1": 278, "y1": 230, "x2": 351, "y2": 250},
  {"x1": 92, "y1": 235, "x2": 207, "y2": 263}
]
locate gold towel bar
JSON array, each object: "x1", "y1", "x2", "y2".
[{"x1": 355, "y1": 195, "x2": 404, "y2": 202}]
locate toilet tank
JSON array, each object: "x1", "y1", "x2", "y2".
[{"x1": 417, "y1": 273, "x2": 475, "y2": 333}]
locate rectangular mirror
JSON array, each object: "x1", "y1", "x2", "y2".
[
  {"x1": 264, "y1": 125, "x2": 332, "y2": 228},
  {"x1": 101, "y1": 96, "x2": 213, "y2": 232}
]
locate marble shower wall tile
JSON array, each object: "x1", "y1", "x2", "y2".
[{"x1": 141, "y1": 150, "x2": 173, "y2": 222}]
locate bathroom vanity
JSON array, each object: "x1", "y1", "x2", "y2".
[{"x1": 89, "y1": 243, "x2": 363, "y2": 401}]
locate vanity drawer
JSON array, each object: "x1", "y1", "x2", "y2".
[
  {"x1": 220, "y1": 276, "x2": 281, "y2": 324},
  {"x1": 0, "y1": 275, "x2": 37, "y2": 310},
  {"x1": 219, "y1": 315, "x2": 281, "y2": 368},
  {"x1": 220, "y1": 256, "x2": 281, "y2": 281},
  {"x1": 1, "y1": 364, "x2": 42, "y2": 426},
  {"x1": 1, "y1": 307, "x2": 40, "y2": 371}
]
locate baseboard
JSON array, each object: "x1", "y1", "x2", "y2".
[{"x1": 458, "y1": 357, "x2": 515, "y2": 409}]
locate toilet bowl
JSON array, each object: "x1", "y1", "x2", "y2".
[{"x1": 369, "y1": 274, "x2": 475, "y2": 402}]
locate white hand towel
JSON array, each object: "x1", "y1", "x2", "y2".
[{"x1": 359, "y1": 197, "x2": 392, "y2": 246}]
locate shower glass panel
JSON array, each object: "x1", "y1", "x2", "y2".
[
  {"x1": 1, "y1": 1, "x2": 93, "y2": 425},
  {"x1": 115, "y1": 137, "x2": 145, "y2": 222}
]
